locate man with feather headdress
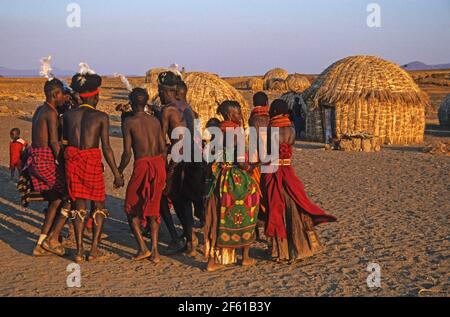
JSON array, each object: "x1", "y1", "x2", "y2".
[
  {"x1": 58, "y1": 63, "x2": 124, "y2": 262},
  {"x1": 23, "y1": 56, "x2": 70, "y2": 256}
]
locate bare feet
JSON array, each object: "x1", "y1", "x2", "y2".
[
  {"x1": 242, "y1": 257, "x2": 256, "y2": 267},
  {"x1": 206, "y1": 259, "x2": 225, "y2": 272},
  {"x1": 41, "y1": 239, "x2": 65, "y2": 256},
  {"x1": 88, "y1": 249, "x2": 105, "y2": 262},
  {"x1": 184, "y1": 242, "x2": 197, "y2": 257},
  {"x1": 75, "y1": 249, "x2": 85, "y2": 263},
  {"x1": 150, "y1": 252, "x2": 161, "y2": 264},
  {"x1": 33, "y1": 245, "x2": 50, "y2": 257},
  {"x1": 133, "y1": 250, "x2": 152, "y2": 261}
]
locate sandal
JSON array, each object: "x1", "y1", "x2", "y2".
[{"x1": 41, "y1": 240, "x2": 65, "y2": 256}]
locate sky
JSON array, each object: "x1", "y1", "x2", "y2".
[{"x1": 0, "y1": 0, "x2": 449, "y2": 76}]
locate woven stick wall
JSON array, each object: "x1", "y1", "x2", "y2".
[
  {"x1": 438, "y1": 94, "x2": 450, "y2": 127},
  {"x1": 263, "y1": 68, "x2": 288, "y2": 90},
  {"x1": 303, "y1": 56, "x2": 428, "y2": 151},
  {"x1": 286, "y1": 74, "x2": 310, "y2": 93}
]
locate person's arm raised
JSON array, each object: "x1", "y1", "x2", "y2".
[{"x1": 100, "y1": 113, "x2": 124, "y2": 188}]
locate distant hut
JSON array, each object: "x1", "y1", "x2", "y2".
[
  {"x1": 286, "y1": 74, "x2": 310, "y2": 93},
  {"x1": 438, "y1": 94, "x2": 450, "y2": 127},
  {"x1": 267, "y1": 79, "x2": 288, "y2": 91},
  {"x1": 144, "y1": 67, "x2": 167, "y2": 101},
  {"x1": 185, "y1": 72, "x2": 249, "y2": 128},
  {"x1": 263, "y1": 68, "x2": 288, "y2": 90},
  {"x1": 303, "y1": 56, "x2": 428, "y2": 152},
  {"x1": 246, "y1": 77, "x2": 264, "y2": 91},
  {"x1": 145, "y1": 67, "x2": 167, "y2": 84}
]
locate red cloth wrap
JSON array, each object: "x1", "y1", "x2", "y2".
[
  {"x1": 250, "y1": 106, "x2": 270, "y2": 118},
  {"x1": 10, "y1": 140, "x2": 26, "y2": 168},
  {"x1": 64, "y1": 146, "x2": 105, "y2": 201},
  {"x1": 24, "y1": 146, "x2": 65, "y2": 194},
  {"x1": 262, "y1": 143, "x2": 336, "y2": 239},
  {"x1": 219, "y1": 120, "x2": 240, "y2": 132},
  {"x1": 270, "y1": 114, "x2": 292, "y2": 128},
  {"x1": 125, "y1": 155, "x2": 166, "y2": 222}
]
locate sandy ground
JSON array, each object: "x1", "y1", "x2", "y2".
[{"x1": 0, "y1": 77, "x2": 449, "y2": 297}]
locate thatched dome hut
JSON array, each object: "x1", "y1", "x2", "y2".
[
  {"x1": 144, "y1": 67, "x2": 168, "y2": 102},
  {"x1": 246, "y1": 77, "x2": 264, "y2": 91},
  {"x1": 286, "y1": 74, "x2": 310, "y2": 93},
  {"x1": 145, "y1": 67, "x2": 167, "y2": 84},
  {"x1": 266, "y1": 78, "x2": 287, "y2": 91},
  {"x1": 152, "y1": 72, "x2": 249, "y2": 129},
  {"x1": 263, "y1": 68, "x2": 288, "y2": 90},
  {"x1": 438, "y1": 94, "x2": 450, "y2": 127},
  {"x1": 303, "y1": 55, "x2": 428, "y2": 152}
]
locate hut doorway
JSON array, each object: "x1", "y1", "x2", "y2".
[{"x1": 321, "y1": 104, "x2": 336, "y2": 145}]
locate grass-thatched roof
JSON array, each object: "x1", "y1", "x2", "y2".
[
  {"x1": 438, "y1": 94, "x2": 450, "y2": 127},
  {"x1": 145, "y1": 67, "x2": 167, "y2": 84},
  {"x1": 263, "y1": 67, "x2": 288, "y2": 80},
  {"x1": 304, "y1": 55, "x2": 429, "y2": 109},
  {"x1": 184, "y1": 72, "x2": 249, "y2": 128},
  {"x1": 286, "y1": 74, "x2": 310, "y2": 93},
  {"x1": 263, "y1": 68, "x2": 288, "y2": 90}
]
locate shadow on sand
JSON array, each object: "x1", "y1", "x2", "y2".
[{"x1": 0, "y1": 166, "x2": 188, "y2": 262}]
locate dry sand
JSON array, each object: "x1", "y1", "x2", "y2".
[{"x1": 0, "y1": 77, "x2": 448, "y2": 297}]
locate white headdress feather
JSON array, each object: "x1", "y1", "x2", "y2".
[
  {"x1": 39, "y1": 55, "x2": 54, "y2": 80},
  {"x1": 168, "y1": 63, "x2": 181, "y2": 76},
  {"x1": 77, "y1": 62, "x2": 96, "y2": 86},
  {"x1": 114, "y1": 73, "x2": 133, "y2": 92},
  {"x1": 78, "y1": 62, "x2": 96, "y2": 75}
]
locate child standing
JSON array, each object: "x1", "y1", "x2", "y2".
[{"x1": 9, "y1": 128, "x2": 27, "y2": 180}]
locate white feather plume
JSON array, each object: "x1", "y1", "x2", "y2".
[
  {"x1": 168, "y1": 63, "x2": 181, "y2": 76},
  {"x1": 114, "y1": 73, "x2": 133, "y2": 92},
  {"x1": 78, "y1": 62, "x2": 96, "y2": 75},
  {"x1": 39, "y1": 55, "x2": 54, "y2": 80}
]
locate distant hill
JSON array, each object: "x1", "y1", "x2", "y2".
[
  {"x1": 402, "y1": 61, "x2": 450, "y2": 71},
  {"x1": 0, "y1": 66, "x2": 74, "y2": 78}
]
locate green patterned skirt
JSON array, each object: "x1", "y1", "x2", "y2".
[{"x1": 208, "y1": 163, "x2": 260, "y2": 248}]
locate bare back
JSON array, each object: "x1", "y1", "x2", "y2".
[
  {"x1": 123, "y1": 113, "x2": 165, "y2": 160},
  {"x1": 31, "y1": 104, "x2": 59, "y2": 148},
  {"x1": 63, "y1": 107, "x2": 86, "y2": 148},
  {"x1": 79, "y1": 109, "x2": 109, "y2": 149},
  {"x1": 279, "y1": 126, "x2": 296, "y2": 146},
  {"x1": 161, "y1": 103, "x2": 185, "y2": 144},
  {"x1": 249, "y1": 115, "x2": 270, "y2": 131}
]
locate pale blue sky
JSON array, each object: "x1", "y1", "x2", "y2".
[{"x1": 0, "y1": 0, "x2": 449, "y2": 76}]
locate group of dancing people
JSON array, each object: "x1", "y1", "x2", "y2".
[{"x1": 20, "y1": 67, "x2": 336, "y2": 270}]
